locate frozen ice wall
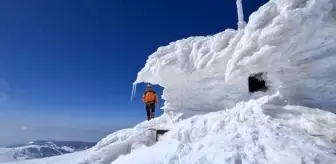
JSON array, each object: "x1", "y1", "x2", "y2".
[{"x1": 134, "y1": 0, "x2": 336, "y2": 117}]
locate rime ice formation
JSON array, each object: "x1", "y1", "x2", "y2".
[{"x1": 133, "y1": 0, "x2": 336, "y2": 117}]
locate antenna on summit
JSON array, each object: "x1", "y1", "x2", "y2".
[{"x1": 236, "y1": 0, "x2": 246, "y2": 30}]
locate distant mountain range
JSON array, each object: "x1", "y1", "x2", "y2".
[{"x1": 0, "y1": 140, "x2": 96, "y2": 163}]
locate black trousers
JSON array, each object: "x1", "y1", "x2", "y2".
[{"x1": 145, "y1": 102, "x2": 155, "y2": 119}]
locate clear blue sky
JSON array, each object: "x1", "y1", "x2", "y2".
[{"x1": 0, "y1": 0, "x2": 268, "y2": 145}]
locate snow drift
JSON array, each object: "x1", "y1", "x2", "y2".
[
  {"x1": 8, "y1": 0, "x2": 336, "y2": 163},
  {"x1": 112, "y1": 94, "x2": 336, "y2": 164}
]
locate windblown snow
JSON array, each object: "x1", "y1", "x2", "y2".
[{"x1": 8, "y1": 0, "x2": 336, "y2": 163}]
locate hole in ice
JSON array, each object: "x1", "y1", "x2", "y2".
[
  {"x1": 131, "y1": 83, "x2": 165, "y2": 116},
  {"x1": 248, "y1": 72, "x2": 268, "y2": 93}
]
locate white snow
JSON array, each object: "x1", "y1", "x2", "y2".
[
  {"x1": 0, "y1": 143, "x2": 89, "y2": 163},
  {"x1": 7, "y1": 0, "x2": 336, "y2": 163},
  {"x1": 0, "y1": 146, "x2": 43, "y2": 163},
  {"x1": 60, "y1": 146, "x2": 76, "y2": 153},
  {"x1": 0, "y1": 148, "x2": 18, "y2": 163},
  {"x1": 2, "y1": 150, "x2": 89, "y2": 164},
  {"x1": 0, "y1": 146, "x2": 45, "y2": 163},
  {"x1": 112, "y1": 94, "x2": 336, "y2": 164}
]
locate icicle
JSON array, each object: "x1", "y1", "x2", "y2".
[
  {"x1": 131, "y1": 83, "x2": 137, "y2": 101},
  {"x1": 236, "y1": 0, "x2": 246, "y2": 30}
]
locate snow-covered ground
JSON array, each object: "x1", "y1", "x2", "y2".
[
  {"x1": 7, "y1": 0, "x2": 336, "y2": 163},
  {"x1": 113, "y1": 94, "x2": 336, "y2": 164},
  {"x1": 0, "y1": 140, "x2": 95, "y2": 163},
  {"x1": 2, "y1": 149, "x2": 90, "y2": 164},
  {"x1": 7, "y1": 96, "x2": 336, "y2": 164},
  {"x1": 0, "y1": 148, "x2": 17, "y2": 163}
]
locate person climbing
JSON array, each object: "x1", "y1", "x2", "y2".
[{"x1": 142, "y1": 84, "x2": 158, "y2": 120}]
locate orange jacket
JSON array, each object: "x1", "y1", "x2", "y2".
[{"x1": 142, "y1": 90, "x2": 158, "y2": 104}]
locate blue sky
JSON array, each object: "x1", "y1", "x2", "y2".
[{"x1": 0, "y1": 0, "x2": 268, "y2": 146}]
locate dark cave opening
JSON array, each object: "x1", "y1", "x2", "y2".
[{"x1": 248, "y1": 72, "x2": 268, "y2": 93}]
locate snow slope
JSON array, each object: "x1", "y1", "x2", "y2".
[
  {"x1": 0, "y1": 148, "x2": 17, "y2": 163},
  {"x1": 8, "y1": 0, "x2": 336, "y2": 163},
  {"x1": 2, "y1": 149, "x2": 90, "y2": 164},
  {"x1": 8, "y1": 95, "x2": 336, "y2": 164},
  {"x1": 0, "y1": 140, "x2": 95, "y2": 163},
  {"x1": 113, "y1": 94, "x2": 336, "y2": 164}
]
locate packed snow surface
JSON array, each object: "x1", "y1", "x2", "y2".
[{"x1": 8, "y1": 0, "x2": 336, "y2": 163}]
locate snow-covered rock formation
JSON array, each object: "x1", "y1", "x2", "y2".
[{"x1": 8, "y1": 0, "x2": 336, "y2": 163}]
